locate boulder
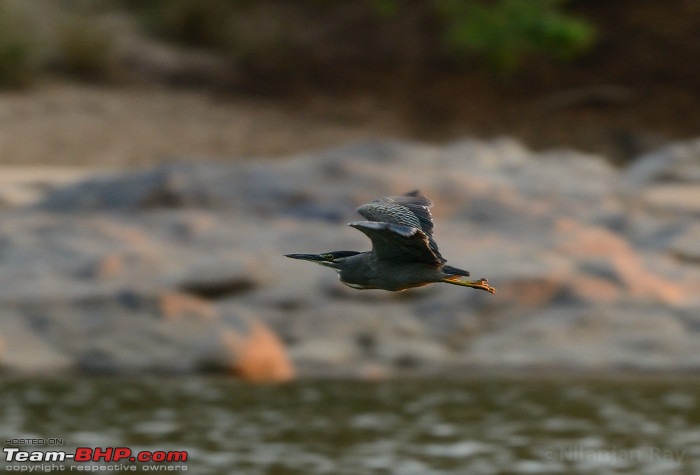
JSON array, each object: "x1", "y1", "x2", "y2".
[
  {"x1": 198, "y1": 324, "x2": 294, "y2": 381},
  {"x1": 669, "y1": 224, "x2": 700, "y2": 264},
  {"x1": 0, "y1": 312, "x2": 73, "y2": 373},
  {"x1": 2, "y1": 138, "x2": 700, "y2": 376},
  {"x1": 625, "y1": 138, "x2": 700, "y2": 185}
]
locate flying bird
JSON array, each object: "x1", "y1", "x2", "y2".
[{"x1": 285, "y1": 190, "x2": 495, "y2": 294}]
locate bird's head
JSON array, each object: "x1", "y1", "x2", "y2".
[{"x1": 285, "y1": 251, "x2": 361, "y2": 270}]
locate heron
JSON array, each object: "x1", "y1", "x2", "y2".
[{"x1": 285, "y1": 190, "x2": 495, "y2": 294}]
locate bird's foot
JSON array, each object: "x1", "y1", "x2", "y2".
[
  {"x1": 472, "y1": 278, "x2": 496, "y2": 294},
  {"x1": 442, "y1": 276, "x2": 496, "y2": 294}
]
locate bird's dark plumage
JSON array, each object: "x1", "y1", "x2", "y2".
[
  {"x1": 355, "y1": 190, "x2": 442, "y2": 261},
  {"x1": 348, "y1": 221, "x2": 442, "y2": 265},
  {"x1": 357, "y1": 190, "x2": 434, "y2": 236},
  {"x1": 285, "y1": 190, "x2": 495, "y2": 293}
]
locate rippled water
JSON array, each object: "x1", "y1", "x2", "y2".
[{"x1": 1, "y1": 376, "x2": 699, "y2": 474}]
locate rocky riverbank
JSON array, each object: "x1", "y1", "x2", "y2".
[{"x1": 1, "y1": 138, "x2": 699, "y2": 379}]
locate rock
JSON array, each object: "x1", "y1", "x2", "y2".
[
  {"x1": 554, "y1": 219, "x2": 631, "y2": 257},
  {"x1": 554, "y1": 220, "x2": 686, "y2": 304},
  {"x1": 492, "y1": 275, "x2": 567, "y2": 308},
  {"x1": 0, "y1": 184, "x2": 37, "y2": 208},
  {"x1": 174, "y1": 256, "x2": 262, "y2": 299},
  {"x1": 0, "y1": 312, "x2": 73, "y2": 373},
  {"x1": 376, "y1": 337, "x2": 451, "y2": 370},
  {"x1": 90, "y1": 254, "x2": 126, "y2": 279},
  {"x1": 38, "y1": 163, "x2": 225, "y2": 212},
  {"x1": 291, "y1": 339, "x2": 360, "y2": 369},
  {"x1": 467, "y1": 305, "x2": 692, "y2": 371},
  {"x1": 3, "y1": 138, "x2": 700, "y2": 376},
  {"x1": 157, "y1": 291, "x2": 219, "y2": 320},
  {"x1": 626, "y1": 138, "x2": 700, "y2": 185},
  {"x1": 565, "y1": 275, "x2": 622, "y2": 305},
  {"x1": 510, "y1": 149, "x2": 616, "y2": 199},
  {"x1": 669, "y1": 224, "x2": 700, "y2": 263},
  {"x1": 638, "y1": 185, "x2": 700, "y2": 216},
  {"x1": 201, "y1": 324, "x2": 294, "y2": 382},
  {"x1": 0, "y1": 166, "x2": 93, "y2": 207}
]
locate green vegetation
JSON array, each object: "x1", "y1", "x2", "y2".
[
  {"x1": 124, "y1": 0, "x2": 235, "y2": 50},
  {"x1": 436, "y1": 0, "x2": 596, "y2": 71},
  {"x1": 55, "y1": 17, "x2": 120, "y2": 82},
  {"x1": 0, "y1": 0, "x2": 37, "y2": 88},
  {"x1": 0, "y1": 0, "x2": 122, "y2": 88},
  {"x1": 0, "y1": 0, "x2": 596, "y2": 89},
  {"x1": 126, "y1": 0, "x2": 595, "y2": 73}
]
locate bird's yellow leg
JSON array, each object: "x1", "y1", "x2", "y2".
[{"x1": 442, "y1": 276, "x2": 496, "y2": 294}]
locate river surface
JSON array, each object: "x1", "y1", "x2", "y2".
[{"x1": 0, "y1": 376, "x2": 698, "y2": 474}]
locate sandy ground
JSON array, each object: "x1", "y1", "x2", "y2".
[
  {"x1": 0, "y1": 83, "x2": 405, "y2": 204},
  {"x1": 0, "y1": 83, "x2": 405, "y2": 167}
]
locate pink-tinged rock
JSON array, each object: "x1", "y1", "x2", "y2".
[
  {"x1": 555, "y1": 220, "x2": 686, "y2": 304},
  {"x1": 554, "y1": 219, "x2": 630, "y2": 257},
  {"x1": 0, "y1": 313, "x2": 73, "y2": 373},
  {"x1": 496, "y1": 276, "x2": 567, "y2": 307},
  {"x1": 157, "y1": 291, "x2": 219, "y2": 320},
  {"x1": 613, "y1": 257, "x2": 686, "y2": 304},
  {"x1": 556, "y1": 219, "x2": 686, "y2": 304},
  {"x1": 91, "y1": 254, "x2": 125, "y2": 279},
  {"x1": 640, "y1": 185, "x2": 700, "y2": 216},
  {"x1": 4, "y1": 139, "x2": 700, "y2": 375},
  {"x1": 670, "y1": 224, "x2": 700, "y2": 263},
  {"x1": 219, "y1": 323, "x2": 295, "y2": 382},
  {"x1": 567, "y1": 275, "x2": 622, "y2": 304}
]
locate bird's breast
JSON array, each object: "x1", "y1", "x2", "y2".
[{"x1": 340, "y1": 280, "x2": 375, "y2": 290}]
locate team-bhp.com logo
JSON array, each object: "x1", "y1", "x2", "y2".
[{"x1": 5, "y1": 447, "x2": 187, "y2": 467}]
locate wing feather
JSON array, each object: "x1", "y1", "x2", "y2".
[
  {"x1": 356, "y1": 190, "x2": 434, "y2": 236},
  {"x1": 356, "y1": 190, "x2": 441, "y2": 257},
  {"x1": 348, "y1": 221, "x2": 445, "y2": 265}
]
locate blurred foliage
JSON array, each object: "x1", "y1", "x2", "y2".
[
  {"x1": 0, "y1": 0, "x2": 596, "y2": 90},
  {"x1": 0, "y1": 0, "x2": 37, "y2": 88},
  {"x1": 124, "y1": 0, "x2": 595, "y2": 74},
  {"x1": 436, "y1": 0, "x2": 596, "y2": 71},
  {"x1": 55, "y1": 17, "x2": 120, "y2": 82},
  {"x1": 369, "y1": 0, "x2": 401, "y2": 18},
  {"x1": 0, "y1": 0, "x2": 122, "y2": 88},
  {"x1": 122, "y1": 0, "x2": 326, "y2": 83},
  {"x1": 121, "y1": 0, "x2": 237, "y2": 50}
]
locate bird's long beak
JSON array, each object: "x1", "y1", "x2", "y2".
[{"x1": 284, "y1": 253, "x2": 326, "y2": 262}]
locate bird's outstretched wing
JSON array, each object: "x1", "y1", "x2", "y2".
[
  {"x1": 355, "y1": 190, "x2": 443, "y2": 262},
  {"x1": 356, "y1": 190, "x2": 435, "y2": 236},
  {"x1": 348, "y1": 221, "x2": 445, "y2": 265}
]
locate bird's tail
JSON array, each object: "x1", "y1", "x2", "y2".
[{"x1": 442, "y1": 265, "x2": 470, "y2": 277}]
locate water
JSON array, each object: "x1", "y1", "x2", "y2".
[{"x1": 1, "y1": 376, "x2": 699, "y2": 474}]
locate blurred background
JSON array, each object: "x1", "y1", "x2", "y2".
[{"x1": 1, "y1": 0, "x2": 700, "y2": 473}]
